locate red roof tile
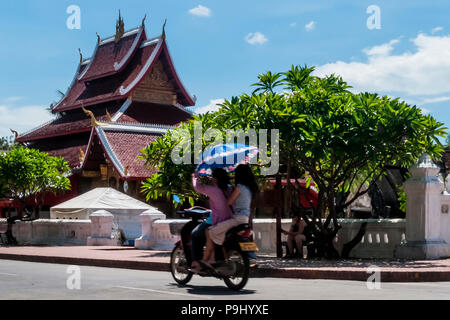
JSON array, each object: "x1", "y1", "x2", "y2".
[
  {"x1": 18, "y1": 102, "x2": 123, "y2": 142},
  {"x1": 102, "y1": 130, "x2": 158, "y2": 179},
  {"x1": 79, "y1": 28, "x2": 146, "y2": 81},
  {"x1": 27, "y1": 133, "x2": 90, "y2": 168},
  {"x1": 53, "y1": 41, "x2": 160, "y2": 112}
]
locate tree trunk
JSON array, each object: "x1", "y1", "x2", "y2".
[{"x1": 341, "y1": 222, "x2": 367, "y2": 259}]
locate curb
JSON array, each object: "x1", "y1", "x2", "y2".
[
  {"x1": 250, "y1": 266, "x2": 450, "y2": 282},
  {"x1": 0, "y1": 253, "x2": 169, "y2": 272},
  {"x1": 1, "y1": 253, "x2": 450, "y2": 282}
]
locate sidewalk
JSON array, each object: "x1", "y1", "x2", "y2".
[{"x1": 1, "y1": 246, "x2": 450, "y2": 282}]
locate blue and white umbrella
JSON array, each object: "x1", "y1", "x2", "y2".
[{"x1": 196, "y1": 143, "x2": 259, "y2": 176}]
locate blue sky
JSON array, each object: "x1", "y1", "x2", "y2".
[{"x1": 1, "y1": 0, "x2": 450, "y2": 141}]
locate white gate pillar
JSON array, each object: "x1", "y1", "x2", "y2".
[
  {"x1": 87, "y1": 210, "x2": 121, "y2": 246},
  {"x1": 395, "y1": 153, "x2": 450, "y2": 259},
  {"x1": 134, "y1": 210, "x2": 166, "y2": 250}
]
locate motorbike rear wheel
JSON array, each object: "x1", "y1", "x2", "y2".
[
  {"x1": 223, "y1": 249, "x2": 249, "y2": 291},
  {"x1": 170, "y1": 245, "x2": 193, "y2": 285}
]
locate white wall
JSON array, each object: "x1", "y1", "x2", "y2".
[
  {"x1": 148, "y1": 218, "x2": 406, "y2": 258},
  {"x1": 11, "y1": 219, "x2": 91, "y2": 246}
]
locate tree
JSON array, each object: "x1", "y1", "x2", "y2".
[
  {"x1": 140, "y1": 65, "x2": 446, "y2": 258},
  {"x1": 0, "y1": 136, "x2": 14, "y2": 151},
  {"x1": 139, "y1": 112, "x2": 222, "y2": 209},
  {"x1": 0, "y1": 146, "x2": 71, "y2": 218}
]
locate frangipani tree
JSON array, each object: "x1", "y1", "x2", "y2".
[
  {"x1": 140, "y1": 65, "x2": 446, "y2": 258},
  {"x1": 0, "y1": 146, "x2": 71, "y2": 217}
]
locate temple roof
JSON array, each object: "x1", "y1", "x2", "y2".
[
  {"x1": 52, "y1": 26, "x2": 196, "y2": 113},
  {"x1": 78, "y1": 27, "x2": 147, "y2": 82},
  {"x1": 26, "y1": 133, "x2": 91, "y2": 168},
  {"x1": 81, "y1": 122, "x2": 173, "y2": 180},
  {"x1": 17, "y1": 101, "x2": 124, "y2": 142},
  {"x1": 17, "y1": 99, "x2": 191, "y2": 142}
]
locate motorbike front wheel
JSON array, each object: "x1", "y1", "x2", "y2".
[
  {"x1": 170, "y1": 245, "x2": 193, "y2": 285},
  {"x1": 223, "y1": 249, "x2": 249, "y2": 291}
]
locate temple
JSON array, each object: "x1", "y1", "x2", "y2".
[{"x1": 16, "y1": 15, "x2": 195, "y2": 209}]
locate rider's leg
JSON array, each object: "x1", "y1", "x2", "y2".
[
  {"x1": 191, "y1": 222, "x2": 209, "y2": 268},
  {"x1": 201, "y1": 230, "x2": 216, "y2": 265}
]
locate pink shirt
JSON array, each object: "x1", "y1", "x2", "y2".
[{"x1": 192, "y1": 175, "x2": 233, "y2": 225}]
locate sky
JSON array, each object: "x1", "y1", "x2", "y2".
[{"x1": 1, "y1": 0, "x2": 450, "y2": 141}]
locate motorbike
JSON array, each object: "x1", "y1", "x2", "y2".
[{"x1": 170, "y1": 206, "x2": 258, "y2": 291}]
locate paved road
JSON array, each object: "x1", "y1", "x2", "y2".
[{"x1": 0, "y1": 260, "x2": 449, "y2": 300}]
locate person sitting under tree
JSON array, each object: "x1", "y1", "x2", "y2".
[{"x1": 282, "y1": 214, "x2": 307, "y2": 258}]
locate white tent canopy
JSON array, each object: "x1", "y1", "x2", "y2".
[{"x1": 50, "y1": 188, "x2": 162, "y2": 241}]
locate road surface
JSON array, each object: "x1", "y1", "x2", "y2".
[{"x1": 0, "y1": 260, "x2": 449, "y2": 300}]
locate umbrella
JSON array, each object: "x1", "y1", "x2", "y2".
[{"x1": 196, "y1": 143, "x2": 259, "y2": 176}]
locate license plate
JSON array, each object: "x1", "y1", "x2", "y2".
[{"x1": 239, "y1": 242, "x2": 258, "y2": 252}]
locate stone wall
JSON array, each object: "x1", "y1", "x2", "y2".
[
  {"x1": 143, "y1": 218, "x2": 406, "y2": 259},
  {"x1": 9, "y1": 219, "x2": 91, "y2": 246}
]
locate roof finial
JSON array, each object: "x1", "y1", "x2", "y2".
[
  {"x1": 96, "y1": 32, "x2": 101, "y2": 44},
  {"x1": 78, "y1": 48, "x2": 83, "y2": 64},
  {"x1": 141, "y1": 14, "x2": 147, "y2": 29},
  {"x1": 82, "y1": 104, "x2": 104, "y2": 127},
  {"x1": 106, "y1": 108, "x2": 112, "y2": 122},
  {"x1": 115, "y1": 10, "x2": 125, "y2": 43},
  {"x1": 79, "y1": 148, "x2": 86, "y2": 164},
  {"x1": 162, "y1": 19, "x2": 167, "y2": 39},
  {"x1": 10, "y1": 129, "x2": 19, "y2": 142}
]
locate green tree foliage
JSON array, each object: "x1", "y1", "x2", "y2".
[
  {"x1": 140, "y1": 65, "x2": 446, "y2": 257},
  {"x1": 139, "y1": 112, "x2": 221, "y2": 207},
  {"x1": 0, "y1": 146, "x2": 71, "y2": 215}
]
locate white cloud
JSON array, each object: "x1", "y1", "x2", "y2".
[
  {"x1": 305, "y1": 21, "x2": 316, "y2": 31},
  {"x1": 188, "y1": 5, "x2": 211, "y2": 17},
  {"x1": 314, "y1": 33, "x2": 450, "y2": 96},
  {"x1": 245, "y1": 32, "x2": 268, "y2": 45},
  {"x1": 421, "y1": 96, "x2": 450, "y2": 104},
  {"x1": 290, "y1": 22, "x2": 297, "y2": 27},
  {"x1": 0, "y1": 104, "x2": 53, "y2": 138},
  {"x1": 362, "y1": 39, "x2": 399, "y2": 57},
  {"x1": 432, "y1": 26, "x2": 443, "y2": 34},
  {"x1": 194, "y1": 99, "x2": 224, "y2": 114}
]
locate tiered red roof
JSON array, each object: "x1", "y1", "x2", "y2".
[
  {"x1": 18, "y1": 101, "x2": 124, "y2": 142},
  {"x1": 52, "y1": 31, "x2": 195, "y2": 113},
  {"x1": 18, "y1": 17, "x2": 195, "y2": 184}
]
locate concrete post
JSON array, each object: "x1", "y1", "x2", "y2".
[
  {"x1": 134, "y1": 210, "x2": 166, "y2": 250},
  {"x1": 395, "y1": 153, "x2": 450, "y2": 259},
  {"x1": 87, "y1": 210, "x2": 121, "y2": 246}
]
